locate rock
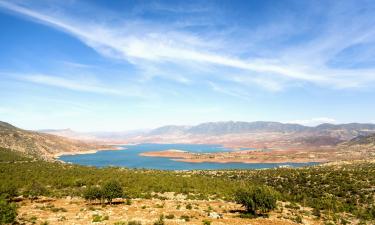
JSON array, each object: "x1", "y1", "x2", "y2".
[{"x1": 208, "y1": 212, "x2": 223, "y2": 219}]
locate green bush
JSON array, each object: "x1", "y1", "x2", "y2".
[
  {"x1": 234, "y1": 186, "x2": 277, "y2": 215},
  {"x1": 0, "y1": 197, "x2": 17, "y2": 224},
  {"x1": 102, "y1": 180, "x2": 123, "y2": 204},
  {"x1": 0, "y1": 185, "x2": 18, "y2": 199},
  {"x1": 92, "y1": 214, "x2": 108, "y2": 222},
  {"x1": 83, "y1": 186, "x2": 102, "y2": 203},
  {"x1": 25, "y1": 181, "x2": 48, "y2": 199},
  {"x1": 202, "y1": 219, "x2": 212, "y2": 225}
]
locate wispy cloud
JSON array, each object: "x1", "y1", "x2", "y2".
[
  {"x1": 1, "y1": 0, "x2": 375, "y2": 98},
  {"x1": 10, "y1": 73, "x2": 149, "y2": 98},
  {"x1": 20, "y1": 74, "x2": 122, "y2": 95}
]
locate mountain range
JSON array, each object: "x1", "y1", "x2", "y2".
[
  {"x1": 39, "y1": 121, "x2": 375, "y2": 141},
  {"x1": 2, "y1": 120, "x2": 375, "y2": 159}
]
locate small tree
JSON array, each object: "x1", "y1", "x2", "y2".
[
  {"x1": 234, "y1": 186, "x2": 277, "y2": 215},
  {"x1": 83, "y1": 186, "x2": 102, "y2": 203},
  {"x1": 0, "y1": 196, "x2": 17, "y2": 224},
  {"x1": 26, "y1": 181, "x2": 48, "y2": 200},
  {"x1": 102, "y1": 180, "x2": 123, "y2": 204},
  {"x1": 0, "y1": 185, "x2": 18, "y2": 200}
]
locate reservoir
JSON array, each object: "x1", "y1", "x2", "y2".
[{"x1": 59, "y1": 143, "x2": 318, "y2": 170}]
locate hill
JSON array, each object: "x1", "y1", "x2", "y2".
[
  {"x1": 347, "y1": 133, "x2": 375, "y2": 145},
  {"x1": 0, "y1": 121, "x2": 108, "y2": 159},
  {"x1": 39, "y1": 121, "x2": 375, "y2": 142},
  {"x1": 0, "y1": 147, "x2": 374, "y2": 224}
]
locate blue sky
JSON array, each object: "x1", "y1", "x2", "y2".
[{"x1": 1, "y1": 0, "x2": 375, "y2": 131}]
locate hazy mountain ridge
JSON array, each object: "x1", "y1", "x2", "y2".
[
  {"x1": 346, "y1": 133, "x2": 375, "y2": 146},
  {"x1": 39, "y1": 121, "x2": 375, "y2": 143},
  {"x1": 0, "y1": 121, "x2": 107, "y2": 159}
]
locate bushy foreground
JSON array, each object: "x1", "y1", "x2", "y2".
[{"x1": 1, "y1": 147, "x2": 375, "y2": 224}]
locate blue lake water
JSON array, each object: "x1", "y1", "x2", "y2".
[{"x1": 59, "y1": 143, "x2": 318, "y2": 170}]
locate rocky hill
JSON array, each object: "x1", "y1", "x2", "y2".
[
  {"x1": 39, "y1": 121, "x2": 375, "y2": 144},
  {"x1": 0, "y1": 121, "x2": 107, "y2": 159},
  {"x1": 147, "y1": 121, "x2": 375, "y2": 139}
]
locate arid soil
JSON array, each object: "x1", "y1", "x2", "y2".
[
  {"x1": 140, "y1": 144, "x2": 375, "y2": 164},
  {"x1": 16, "y1": 194, "x2": 322, "y2": 225}
]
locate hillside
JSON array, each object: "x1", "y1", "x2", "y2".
[
  {"x1": 0, "y1": 148, "x2": 374, "y2": 224},
  {"x1": 347, "y1": 133, "x2": 375, "y2": 146},
  {"x1": 0, "y1": 121, "x2": 108, "y2": 159}
]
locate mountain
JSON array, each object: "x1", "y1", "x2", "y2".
[
  {"x1": 186, "y1": 121, "x2": 308, "y2": 135},
  {"x1": 148, "y1": 125, "x2": 191, "y2": 135},
  {"x1": 346, "y1": 133, "x2": 375, "y2": 146},
  {"x1": 0, "y1": 121, "x2": 107, "y2": 159},
  {"x1": 147, "y1": 121, "x2": 375, "y2": 138},
  {"x1": 39, "y1": 121, "x2": 375, "y2": 144}
]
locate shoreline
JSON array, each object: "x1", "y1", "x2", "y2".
[
  {"x1": 53, "y1": 145, "x2": 125, "y2": 159},
  {"x1": 139, "y1": 149, "x2": 326, "y2": 164}
]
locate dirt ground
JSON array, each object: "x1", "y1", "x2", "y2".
[{"x1": 16, "y1": 194, "x2": 323, "y2": 225}]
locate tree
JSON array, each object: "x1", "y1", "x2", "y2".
[
  {"x1": 234, "y1": 186, "x2": 277, "y2": 215},
  {"x1": 0, "y1": 185, "x2": 18, "y2": 200},
  {"x1": 25, "y1": 181, "x2": 48, "y2": 200},
  {"x1": 0, "y1": 196, "x2": 17, "y2": 224},
  {"x1": 102, "y1": 180, "x2": 123, "y2": 204},
  {"x1": 83, "y1": 186, "x2": 102, "y2": 203}
]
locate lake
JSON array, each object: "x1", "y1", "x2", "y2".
[{"x1": 58, "y1": 143, "x2": 318, "y2": 170}]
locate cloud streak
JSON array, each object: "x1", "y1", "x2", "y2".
[
  {"x1": 1, "y1": 0, "x2": 375, "y2": 98},
  {"x1": 20, "y1": 74, "x2": 123, "y2": 95}
]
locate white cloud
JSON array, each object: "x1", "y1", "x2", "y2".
[
  {"x1": 20, "y1": 74, "x2": 122, "y2": 95},
  {"x1": 13, "y1": 73, "x2": 149, "y2": 98},
  {"x1": 1, "y1": 0, "x2": 375, "y2": 97}
]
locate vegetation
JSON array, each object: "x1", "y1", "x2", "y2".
[
  {"x1": 102, "y1": 180, "x2": 124, "y2": 204},
  {"x1": 0, "y1": 196, "x2": 17, "y2": 224},
  {"x1": 0, "y1": 148, "x2": 374, "y2": 223},
  {"x1": 153, "y1": 215, "x2": 165, "y2": 225},
  {"x1": 234, "y1": 186, "x2": 277, "y2": 215},
  {"x1": 0, "y1": 147, "x2": 32, "y2": 162}
]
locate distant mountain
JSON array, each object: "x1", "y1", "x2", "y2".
[
  {"x1": 39, "y1": 121, "x2": 375, "y2": 143},
  {"x1": 0, "y1": 121, "x2": 106, "y2": 159},
  {"x1": 347, "y1": 133, "x2": 375, "y2": 146},
  {"x1": 148, "y1": 121, "x2": 375, "y2": 138},
  {"x1": 186, "y1": 121, "x2": 308, "y2": 135},
  {"x1": 148, "y1": 125, "x2": 191, "y2": 135}
]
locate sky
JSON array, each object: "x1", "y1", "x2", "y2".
[{"x1": 1, "y1": 0, "x2": 375, "y2": 131}]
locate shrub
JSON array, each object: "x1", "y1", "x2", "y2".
[
  {"x1": 153, "y1": 215, "x2": 164, "y2": 225},
  {"x1": 92, "y1": 215, "x2": 109, "y2": 223},
  {"x1": 0, "y1": 185, "x2": 18, "y2": 199},
  {"x1": 186, "y1": 203, "x2": 192, "y2": 210},
  {"x1": 165, "y1": 214, "x2": 174, "y2": 219},
  {"x1": 202, "y1": 219, "x2": 212, "y2": 225},
  {"x1": 0, "y1": 197, "x2": 17, "y2": 224},
  {"x1": 25, "y1": 182, "x2": 48, "y2": 199},
  {"x1": 114, "y1": 222, "x2": 126, "y2": 225},
  {"x1": 234, "y1": 186, "x2": 277, "y2": 215},
  {"x1": 312, "y1": 207, "x2": 321, "y2": 217},
  {"x1": 83, "y1": 186, "x2": 102, "y2": 203},
  {"x1": 128, "y1": 221, "x2": 142, "y2": 225},
  {"x1": 180, "y1": 215, "x2": 190, "y2": 221},
  {"x1": 102, "y1": 180, "x2": 123, "y2": 204}
]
